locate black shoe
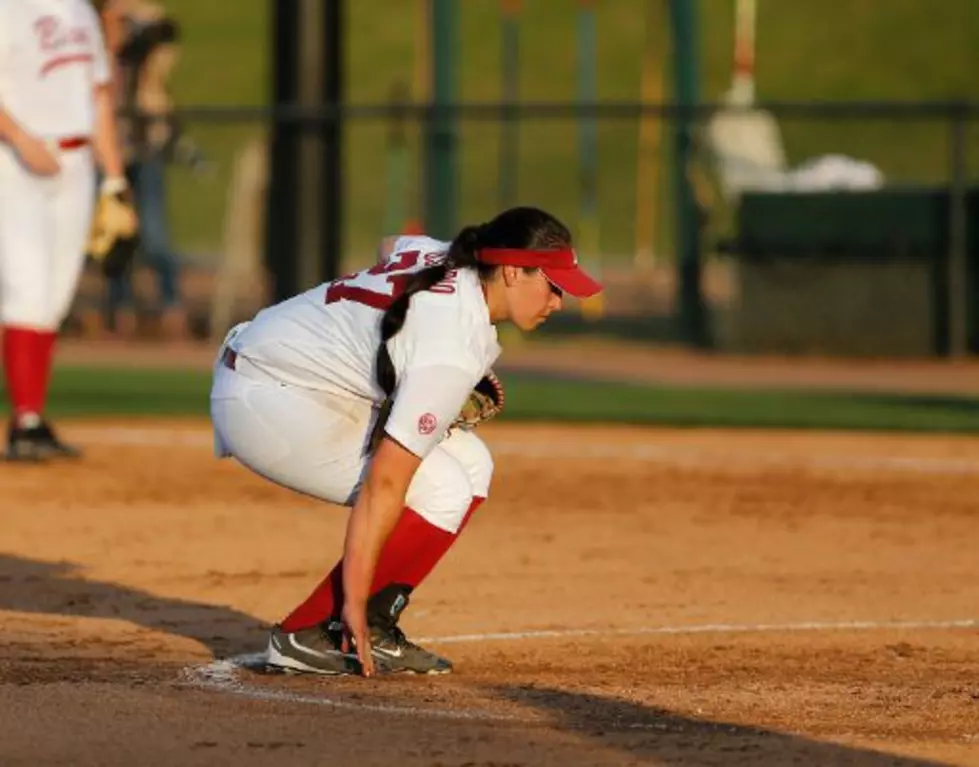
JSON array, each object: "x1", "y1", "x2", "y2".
[
  {"x1": 266, "y1": 622, "x2": 358, "y2": 675},
  {"x1": 6, "y1": 419, "x2": 82, "y2": 462},
  {"x1": 366, "y1": 585, "x2": 453, "y2": 675}
]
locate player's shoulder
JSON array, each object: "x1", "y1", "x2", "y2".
[
  {"x1": 389, "y1": 235, "x2": 450, "y2": 262},
  {"x1": 73, "y1": 0, "x2": 104, "y2": 27},
  {"x1": 410, "y1": 268, "x2": 490, "y2": 336}
]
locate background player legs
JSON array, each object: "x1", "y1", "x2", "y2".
[
  {"x1": 46, "y1": 147, "x2": 96, "y2": 395},
  {"x1": 105, "y1": 155, "x2": 186, "y2": 340},
  {"x1": 1, "y1": 145, "x2": 95, "y2": 459},
  {"x1": 0, "y1": 147, "x2": 56, "y2": 444}
]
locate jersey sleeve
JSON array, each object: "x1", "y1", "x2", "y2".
[
  {"x1": 389, "y1": 236, "x2": 451, "y2": 263},
  {"x1": 384, "y1": 365, "x2": 478, "y2": 457}
]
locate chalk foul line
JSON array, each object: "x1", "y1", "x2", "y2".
[{"x1": 181, "y1": 617, "x2": 979, "y2": 725}]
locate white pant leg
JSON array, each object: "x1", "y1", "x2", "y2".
[
  {"x1": 436, "y1": 428, "x2": 494, "y2": 499},
  {"x1": 0, "y1": 146, "x2": 56, "y2": 329},
  {"x1": 49, "y1": 148, "x2": 96, "y2": 327},
  {"x1": 404, "y1": 445, "x2": 474, "y2": 533},
  {"x1": 210, "y1": 365, "x2": 480, "y2": 532},
  {"x1": 210, "y1": 365, "x2": 374, "y2": 506}
]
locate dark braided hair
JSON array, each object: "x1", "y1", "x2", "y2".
[{"x1": 374, "y1": 206, "x2": 572, "y2": 399}]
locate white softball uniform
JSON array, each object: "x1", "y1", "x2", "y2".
[
  {"x1": 0, "y1": 0, "x2": 111, "y2": 329},
  {"x1": 211, "y1": 236, "x2": 501, "y2": 533}
]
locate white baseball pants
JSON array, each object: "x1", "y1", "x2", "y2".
[
  {"x1": 0, "y1": 143, "x2": 95, "y2": 329},
  {"x1": 210, "y1": 354, "x2": 494, "y2": 534}
]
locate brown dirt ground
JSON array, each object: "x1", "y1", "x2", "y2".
[{"x1": 1, "y1": 419, "x2": 978, "y2": 766}]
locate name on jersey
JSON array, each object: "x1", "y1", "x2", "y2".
[
  {"x1": 423, "y1": 252, "x2": 457, "y2": 294},
  {"x1": 324, "y1": 250, "x2": 458, "y2": 310},
  {"x1": 34, "y1": 15, "x2": 94, "y2": 77}
]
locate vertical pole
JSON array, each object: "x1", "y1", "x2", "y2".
[
  {"x1": 577, "y1": 0, "x2": 603, "y2": 318},
  {"x1": 498, "y1": 0, "x2": 521, "y2": 211},
  {"x1": 408, "y1": 0, "x2": 430, "y2": 234},
  {"x1": 668, "y1": 0, "x2": 710, "y2": 347},
  {"x1": 947, "y1": 107, "x2": 969, "y2": 358},
  {"x1": 267, "y1": 0, "x2": 300, "y2": 303},
  {"x1": 634, "y1": 0, "x2": 665, "y2": 270},
  {"x1": 321, "y1": 0, "x2": 343, "y2": 282},
  {"x1": 295, "y1": 0, "x2": 326, "y2": 291},
  {"x1": 424, "y1": 0, "x2": 459, "y2": 240},
  {"x1": 384, "y1": 80, "x2": 411, "y2": 237}
]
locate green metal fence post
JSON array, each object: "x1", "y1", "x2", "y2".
[
  {"x1": 667, "y1": 0, "x2": 710, "y2": 347},
  {"x1": 424, "y1": 0, "x2": 459, "y2": 239},
  {"x1": 577, "y1": 0, "x2": 603, "y2": 318},
  {"x1": 947, "y1": 105, "x2": 969, "y2": 357},
  {"x1": 498, "y1": 0, "x2": 521, "y2": 210}
]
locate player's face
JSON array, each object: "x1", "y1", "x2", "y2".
[{"x1": 506, "y1": 268, "x2": 564, "y2": 331}]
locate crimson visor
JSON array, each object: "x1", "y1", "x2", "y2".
[{"x1": 477, "y1": 248, "x2": 603, "y2": 299}]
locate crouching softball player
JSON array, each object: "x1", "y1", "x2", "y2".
[{"x1": 210, "y1": 206, "x2": 602, "y2": 677}]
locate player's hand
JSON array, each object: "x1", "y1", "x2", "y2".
[
  {"x1": 14, "y1": 134, "x2": 61, "y2": 177},
  {"x1": 341, "y1": 600, "x2": 375, "y2": 678}
]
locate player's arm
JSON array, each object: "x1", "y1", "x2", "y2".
[
  {"x1": 0, "y1": 107, "x2": 24, "y2": 144},
  {"x1": 341, "y1": 364, "x2": 477, "y2": 676},
  {"x1": 341, "y1": 437, "x2": 420, "y2": 677},
  {"x1": 0, "y1": 108, "x2": 60, "y2": 176},
  {"x1": 93, "y1": 84, "x2": 125, "y2": 183},
  {"x1": 0, "y1": 16, "x2": 57, "y2": 175},
  {"x1": 89, "y1": 5, "x2": 126, "y2": 186}
]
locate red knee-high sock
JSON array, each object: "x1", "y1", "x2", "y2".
[
  {"x1": 280, "y1": 496, "x2": 485, "y2": 633},
  {"x1": 2, "y1": 326, "x2": 49, "y2": 422},
  {"x1": 35, "y1": 330, "x2": 57, "y2": 415}
]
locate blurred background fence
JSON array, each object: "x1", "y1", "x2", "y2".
[{"x1": 69, "y1": 0, "x2": 979, "y2": 359}]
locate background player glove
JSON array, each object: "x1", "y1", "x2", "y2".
[{"x1": 87, "y1": 177, "x2": 140, "y2": 279}]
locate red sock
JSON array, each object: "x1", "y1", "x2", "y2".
[
  {"x1": 280, "y1": 496, "x2": 485, "y2": 632},
  {"x1": 2, "y1": 326, "x2": 49, "y2": 421},
  {"x1": 35, "y1": 330, "x2": 57, "y2": 414}
]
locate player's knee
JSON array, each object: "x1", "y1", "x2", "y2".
[
  {"x1": 464, "y1": 434, "x2": 494, "y2": 499},
  {"x1": 441, "y1": 430, "x2": 494, "y2": 499},
  {"x1": 406, "y1": 455, "x2": 474, "y2": 534}
]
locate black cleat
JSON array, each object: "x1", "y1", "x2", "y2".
[
  {"x1": 6, "y1": 419, "x2": 82, "y2": 462},
  {"x1": 366, "y1": 585, "x2": 453, "y2": 675},
  {"x1": 265, "y1": 622, "x2": 358, "y2": 675}
]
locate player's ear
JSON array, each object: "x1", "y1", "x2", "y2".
[{"x1": 501, "y1": 265, "x2": 521, "y2": 287}]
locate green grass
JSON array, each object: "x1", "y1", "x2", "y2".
[
  {"x1": 23, "y1": 366, "x2": 979, "y2": 433},
  {"x1": 155, "y1": 0, "x2": 978, "y2": 265}
]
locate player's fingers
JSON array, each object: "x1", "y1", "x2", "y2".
[{"x1": 355, "y1": 630, "x2": 374, "y2": 678}]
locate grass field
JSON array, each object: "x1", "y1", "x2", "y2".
[
  {"x1": 155, "y1": 0, "x2": 979, "y2": 266},
  {"x1": 28, "y1": 366, "x2": 979, "y2": 433}
]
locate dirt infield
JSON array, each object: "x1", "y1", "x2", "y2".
[{"x1": 2, "y1": 420, "x2": 978, "y2": 766}]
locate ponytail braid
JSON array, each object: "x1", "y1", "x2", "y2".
[{"x1": 373, "y1": 225, "x2": 487, "y2": 399}]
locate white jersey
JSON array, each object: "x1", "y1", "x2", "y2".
[
  {"x1": 0, "y1": 0, "x2": 112, "y2": 139},
  {"x1": 231, "y1": 236, "x2": 502, "y2": 457}
]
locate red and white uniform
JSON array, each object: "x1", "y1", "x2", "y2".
[
  {"x1": 0, "y1": 0, "x2": 110, "y2": 329},
  {"x1": 210, "y1": 236, "x2": 499, "y2": 533}
]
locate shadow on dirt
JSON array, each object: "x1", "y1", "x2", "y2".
[
  {"x1": 0, "y1": 554, "x2": 264, "y2": 659},
  {"x1": 489, "y1": 684, "x2": 952, "y2": 767}
]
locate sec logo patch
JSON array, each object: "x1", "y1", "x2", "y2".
[{"x1": 417, "y1": 413, "x2": 438, "y2": 435}]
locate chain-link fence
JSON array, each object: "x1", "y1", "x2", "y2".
[{"x1": 70, "y1": 100, "x2": 978, "y2": 355}]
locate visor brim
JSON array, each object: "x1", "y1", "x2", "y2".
[{"x1": 542, "y1": 265, "x2": 604, "y2": 299}]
